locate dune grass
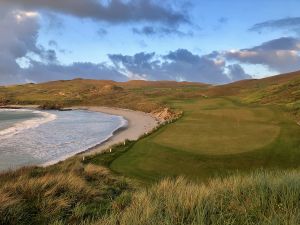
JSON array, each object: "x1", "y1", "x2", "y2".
[
  {"x1": 110, "y1": 98, "x2": 300, "y2": 182},
  {"x1": 99, "y1": 170, "x2": 300, "y2": 225},
  {"x1": 0, "y1": 158, "x2": 132, "y2": 225}
]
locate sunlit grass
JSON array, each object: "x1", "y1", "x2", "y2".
[{"x1": 100, "y1": 170, "x2": 300, "y2": 225}]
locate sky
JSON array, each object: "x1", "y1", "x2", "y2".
[{"x1": 1, "y1": 0, "x2": 300, "y2": 85}]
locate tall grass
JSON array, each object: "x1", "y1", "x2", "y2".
[
  {"x1": 0, "y1": 159, "x2": 131, "y2": 225},
  {"x1": 100, "y1": 170, "x2": 300, "y2": 225},
  {"x1": 1, "y1": 160, "x2": 299, "y2": 225}
]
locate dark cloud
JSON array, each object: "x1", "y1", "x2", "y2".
[
  {"x1": 225, "y1": 37, "x2": 300, "y2": 73},
  {"x1": 36, "y1": 46, "x2": 58, "y2": 63},
  {"x1": 249, "y1": 17, "x2": 300, "y2": 34},
  {"x1": 109, "y1": 52, "x2": 157, "y2": 79},
  {"x1": 164, "y1": 49, "x2": 200, "y2": 63},
  {"x1": 227, "y1": 64, "x2": 251, "y2": 80},
  {"x1": 108, "y1": 49, "x2": 248, "y2": 83},
  {"x1": 132, "y1": 26, "x2": 193, "y2": 37},
  {"x1": 251, "y1": 37, "x2": 300, "y2": 51},
  {"x1": 1, "y1": 0, "x2": 188, "y2": 25}
]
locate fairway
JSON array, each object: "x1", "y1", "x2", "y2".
[{"x1": 110, "y1": 98, "x2": 300, "y2": 182}]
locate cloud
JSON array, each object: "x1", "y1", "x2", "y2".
[
  {"x1": 0, "y1": 5, "x2": 250, "y2": 85},
  {"x1": 227, "y1": 64, "x2": 251, "y2": 80},
  {"x1": 225, "y1": 37, "x2": 300, "y2": 73},
  {"x1": 0, "y1": 8, "x2": 127, "y2": 85},
  {"x1": 249, "y1": 17, "x2": 300, "y2": 35},
  {"x1": 0, "y1": 9, "x2": 40, "y2": 84},
  {"x1": 132, "y1": 26, "x2": 193, "y2": 37},
  {"x1": 108, "y1": 49, "x2": 250, "y2": 83},
  {"x1": 1, "y1": 0, "x2": 188, "y2": 25},
  {"x1": 109, "y1": 52, "x2": 157, "y2": 80},
  {"x1": 251, "y1": 37, "x2": 300, "y2": 51}
]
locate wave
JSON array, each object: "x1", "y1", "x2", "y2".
[
  {"x1": 42, "y1": 115, "x2": 128, "y2": 166},
  {"x1": 0, "y1": 109, "x2": 57, "y2": 141}
]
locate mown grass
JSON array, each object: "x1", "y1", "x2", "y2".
[
  {"x1": 110, "y1": 98, "x2": 300, "y2": 182},
  {"x1": 99, "y1": 170, "x2": 300, "y2": 225}
]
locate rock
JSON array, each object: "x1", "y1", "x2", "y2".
[{"x1": 151, "y1": 107, "x2": 181, "y2": 122}]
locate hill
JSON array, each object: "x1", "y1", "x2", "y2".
[
  {"x1": 0, "y1": 79, "x2": 207, "y2": 112},
  {"x1": 206, "y1": 71, "x2": 300, "y2": 118}
]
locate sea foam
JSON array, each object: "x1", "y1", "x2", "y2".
[{"x1": 0, "y1": 109, "x2": 57, "y2": 141}]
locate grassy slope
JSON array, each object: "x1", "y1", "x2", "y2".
[{"x1": 206, "y1": 70, "x2": 300, "y2": 118}]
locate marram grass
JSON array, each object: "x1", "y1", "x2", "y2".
[
  {"x1": 99, "y1": 170, "x2": 300, "y2": 225},
  {"x1": 0, "y1": 159, "x2": 299, "y2": 225}
]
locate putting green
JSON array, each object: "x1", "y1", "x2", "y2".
[
  {"x1": 110, "y1": 98, "x2": 300, "y2": 182},
  {"x1": 153, "y1": 98, "x2": 280, "y2": 155}
]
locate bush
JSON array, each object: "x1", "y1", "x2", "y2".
[{"x1": 39, "y1": 102, "x2": 64, "y2": 110}]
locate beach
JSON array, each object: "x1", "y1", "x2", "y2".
[{"x1": 69, "y1": 106, "x2": 160, "y2": 156}]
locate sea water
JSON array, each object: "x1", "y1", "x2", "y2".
[{"x1": 0, "y1": 109, "x2": 127, "y2": 171}]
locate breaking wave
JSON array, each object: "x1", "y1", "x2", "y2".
[{"x1": 0, "y1": 109, "x2": 57, "y2": 141}]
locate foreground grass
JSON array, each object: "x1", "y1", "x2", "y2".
[
  {"x1": 0, "y1": 158, "x2": 132, "y2": 225},
  {"x1": 1, "y1": 159, "x2": 299, "y2": 225},
  {"x1": 100, "y1": 170, "x2": 300, "y2": 225}
]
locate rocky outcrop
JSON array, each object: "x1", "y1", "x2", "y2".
[{"x1": 151, "y1": 107, "x2": 182, "y2": 122}]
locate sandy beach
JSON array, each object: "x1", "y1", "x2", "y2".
[{"x1": 69, "y1": 106, "x2": 160, "y2": 156}]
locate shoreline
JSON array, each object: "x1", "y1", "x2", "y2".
[
  {"x1": 68, "y1": 106, "x2": 160, "y2": 156},
  {"x1": 0, "y1": 105, "x2": 160, "y2": 167}
]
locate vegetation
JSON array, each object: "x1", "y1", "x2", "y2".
[
  {"x1": 100, "y1": 170, "x2": 300, "y2": 225},
  {"x1": 0, "y1": 80, "x2": 207, "y2": 112},
  {"x1": 39, "y1": 102, "x2": 65, "y2": 110},
  {"x1": 0, "y1": 71, "x2": 300, "y2": 224},
  {"x1": 0, "y1": 157, "x2": 133, "y2": 225}
]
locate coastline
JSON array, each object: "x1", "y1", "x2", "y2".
[
  {"x1": 0, "y1": 105, "x2": 160, "y2": 167},
  {"x1": 68, "y1": 106, "x2": 160, "y2": 156}
]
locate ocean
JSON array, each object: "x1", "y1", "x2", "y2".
[{"x1": 0, "y1": 109, "x2": 127, "y2": 171}]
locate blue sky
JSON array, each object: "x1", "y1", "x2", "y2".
[{"x1": 1, "y1": 0, "x2": 300, "y2": 84}]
